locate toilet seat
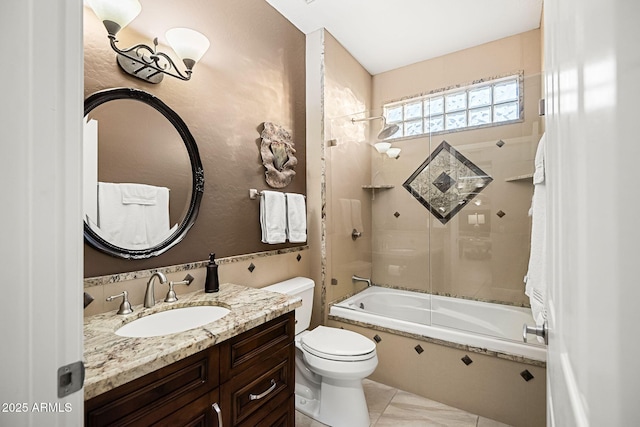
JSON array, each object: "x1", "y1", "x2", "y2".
[{"x1": 300, "y1": 326, "x2": 376, "y2": 362}]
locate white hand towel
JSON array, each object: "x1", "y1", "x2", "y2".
[
  {"x1": 286, "y1": 193, "x2": 307, "y2": 243},
  {"x1": 98, "y1": 182, "x2": 170, "y2": 249},
  {"x1": 339, "y1": 199, "x2": 353, "y2": 235},
  {"x1": 121, "y1": 184, "x2": 158, "y2": 205},
  {"x1": 260, "y1": 190, "x2": 287, "y2": 244},
  {"x1": 525, "y1": 134, "x2": 547, "y2": 337},
  {"x1": 143, "y1": 186, "x2": 170, "y2": 247}
]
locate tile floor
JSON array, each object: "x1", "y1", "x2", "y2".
[{"x1": 295, "y1": 379, "x2": 512, "y2": 427}]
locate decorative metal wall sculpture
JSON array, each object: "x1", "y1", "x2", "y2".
[
  {"x1": 260, "y1": 122, "x2": 297, "y2": 188},
  {"x1": 403, "y1": 140, "x2": 493, "y2": 224}
]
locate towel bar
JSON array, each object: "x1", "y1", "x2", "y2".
[{"x1": 249, "y1": 189, "x2": 306, "y2": 200}]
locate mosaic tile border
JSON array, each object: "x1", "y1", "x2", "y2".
[{"x1": 84, "y1": 246, "x2": 309, "y2": 288}]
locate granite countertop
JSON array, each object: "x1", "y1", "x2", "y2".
[{"x1": 83, "y1": 283, "x2": 301, "y2": 400}]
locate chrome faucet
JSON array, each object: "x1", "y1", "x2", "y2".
[
  {"x1": 144, "y1": 272, "x2": 168, "y2": 308},
  {"x1": 352, "y1": 275, "x2": 372, "y2": 287}
]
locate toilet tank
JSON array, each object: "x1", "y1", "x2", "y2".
[{"x1": 263, "y1": 277, "x2": 314, "y2": 335}]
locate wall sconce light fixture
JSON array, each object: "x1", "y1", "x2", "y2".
[{"x1": 87, "y1": 0, "x2": 210, "y2": 83}]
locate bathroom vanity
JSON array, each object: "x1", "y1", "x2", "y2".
[{"x1": 83, "y1": 284, "x2": 300, "y2": 426}]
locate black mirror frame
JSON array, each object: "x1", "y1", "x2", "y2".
[{"x1": 83, "y1": 87, "x2": 204, "y2": 259}]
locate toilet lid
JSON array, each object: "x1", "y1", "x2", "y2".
[{"x1": 301, "y1": 326, "x2": 376, "y2": 361}]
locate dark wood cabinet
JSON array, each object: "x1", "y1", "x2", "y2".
[{"x1": 85, "y1": 312, "x2": 295, "y2": 427}]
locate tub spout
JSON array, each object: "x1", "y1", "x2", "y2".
[{"x1": 352, "y1": 275, "x2": 372, "y2": 287}]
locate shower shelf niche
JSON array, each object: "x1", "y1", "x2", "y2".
[
  {"x1": 362, "y1": 185, "x2": 394, "y2": 200},
  {"x1": 504, "y1": 173, "x2": 534, "y2": 182}
]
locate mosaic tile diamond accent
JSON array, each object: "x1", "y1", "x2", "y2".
[
  {"x1": 394, "y1": 211, "x2": 401, "y2": 218},
  {"x1": 520, "y1": 369, "x2": 534, "y2": 382},
  {"x1": 432, "y1": 171, "x2": 457, "y2": 193},
  {"x1": 402, "y1": 140, "x2": 493, "y2": 224},
  {"x1": 496, "y1": 139, "x2": 506, "y2": 148},
  {"x1": 414, "y1": 345, "x2": 424, "y2": 354},
  {"x1": 496, "y1": 210, "x2": 506, "y2": 218},
  {"x1": 373, "y1": 335, "x2": 382, "y2": 343},
  {"x1": 296, "y1": 254, "x2": 302, "y2": 262},
  {"x1": 461, "y1": 355, "x2": 473, "y2": 365},
  {"x1": 248, "y1": 263, "x2": 256, "y2": 273}
]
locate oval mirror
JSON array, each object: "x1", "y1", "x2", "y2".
[{"x1": 83, "y1": 88, "x2": 204, "y2": 259}]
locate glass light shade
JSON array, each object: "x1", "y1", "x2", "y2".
[
  {"x1": 374, "y1": 142, "x2": 391, "y2": 153},
  {"x1": 386, "y1": 147, "x2": 401, "y2": 158},
  {"x1": 166, "y1": 28, "x2": 210, "y2": 64},
  {"x1": 87, "y1": 0, "x2": 141, "y2": 31}
]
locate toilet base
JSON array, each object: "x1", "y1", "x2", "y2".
[
  {"x1": 318, "y1": 377, "x2": 370, "y2": 427},
  {"x1": 295, "y1": 378, "x2": 371, "y2": 427},
  {"x1": 295, "y1": 390, "x2": 320, "y2": 420}
]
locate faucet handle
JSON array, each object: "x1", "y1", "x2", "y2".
[
  {"x1": 106, "y1": 290, "x2": 133, "y2": 315},
  {"x1": 164, "y1": 274, "x2": 194, "y2": 303}
]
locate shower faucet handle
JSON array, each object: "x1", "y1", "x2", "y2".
[
  {"x1": 352, "y1": 229, "x2": 362, "y2": 240},
  {"x1": 523, "y1": 321, "x2": 548, "y2": 345}
]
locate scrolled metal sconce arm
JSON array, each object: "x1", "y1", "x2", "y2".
[{"x1": 108, "y1": 35, "x2": 193, "y2": 83}]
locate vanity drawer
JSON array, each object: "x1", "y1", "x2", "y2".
[
  {"x1": 222, "y1": 343, "x2": 295, "y2": 427},
  {"x1": 85, "y1": 346, "x2": 220, "y2": 427},
  {"x1": 239, "y1": 393, "x2": 294, "y2": 427},
  {"x1": 220, "y1": 312, "x2": 294, "y2": 382}
]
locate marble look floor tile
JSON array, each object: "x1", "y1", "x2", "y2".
[
  {"x1": 477, "y1": 416, "x2": 513, "y2": 427},
  {"x1": 363, "y1": 378, "x2": 399, "y2": 424},
  {"x1": 374, "y1": 390, "x2": 478, "y2": 427},
  {"x1": 295, "y1": 410, "x2": 329, "y2": 427}
]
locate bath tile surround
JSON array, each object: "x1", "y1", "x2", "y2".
[
  {"x1": 327, "y1": 314, "x2": 544, "y2": 367},
  {"x1": 327, "y1": 321, "x2": 545, "y2": 427}
]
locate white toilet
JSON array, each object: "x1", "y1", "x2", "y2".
[{"x1": 264, "y1": 277, "x2": 378, "y2": 427}]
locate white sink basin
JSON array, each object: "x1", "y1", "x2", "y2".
[{"x1": 115, "y1": 306, "x2": 230, "y2": 338}]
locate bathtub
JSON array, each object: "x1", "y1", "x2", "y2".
[{"x1": 329, "y1": 286, "x2": 546, "y2": 362}]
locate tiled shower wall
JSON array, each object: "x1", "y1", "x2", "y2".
[
  {"x1": 324, "y1": 29, "x2": 543, "y2": 310},
  {"x1": 322, "y1": 31, "x2": 374, "y2": 319},
  {"x1": 370, "y1": 29, "x2": 543, "y2": 307}
]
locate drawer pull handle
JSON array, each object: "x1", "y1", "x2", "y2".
[
  {"x1": 211, "y1": 402, "x2": 223, "y2": 427},
  {"x1": 249, "y1": 379, "x2": 277, "y2": 401}
]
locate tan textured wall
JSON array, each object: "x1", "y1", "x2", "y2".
[
  {"x1": 370, "y1": 30, "x2": 542, "y2": 306},
  {"x1": 83, "y1": 0, "x2": 306, "y2": 277},
  {"x1": 329, "y1": 320, "x2": 546, "y2": 427},
  {"x1": 322, "y1": 32, "x2": 373, "y2": 316}
]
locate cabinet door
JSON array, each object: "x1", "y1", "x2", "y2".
[{"x1": 151, "y1": 389, "x2": 222, "y2": 427}]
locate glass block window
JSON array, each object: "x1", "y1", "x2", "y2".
[{"x1": 383, "y1": 73, "x2": 523, "y2": 139}]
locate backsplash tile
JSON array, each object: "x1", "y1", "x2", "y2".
[{"x1": 84, "y1": 246, "x2": 309, "y2": 316}]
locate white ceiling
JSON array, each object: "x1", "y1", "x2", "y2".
[{"x1": 265, "y1": 0, "x2": 543, "y2": 75}]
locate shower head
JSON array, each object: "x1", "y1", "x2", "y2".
[
  {"x1": 351, "y1": 116, "x2": 399, "y2": 140},
  {"x1": 377, "y1": 122, "x2": 400, "y2": 140}
]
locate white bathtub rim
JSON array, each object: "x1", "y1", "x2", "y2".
[{"x1": 330, "y1": 288, "x2": 546, "y2": 363}]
